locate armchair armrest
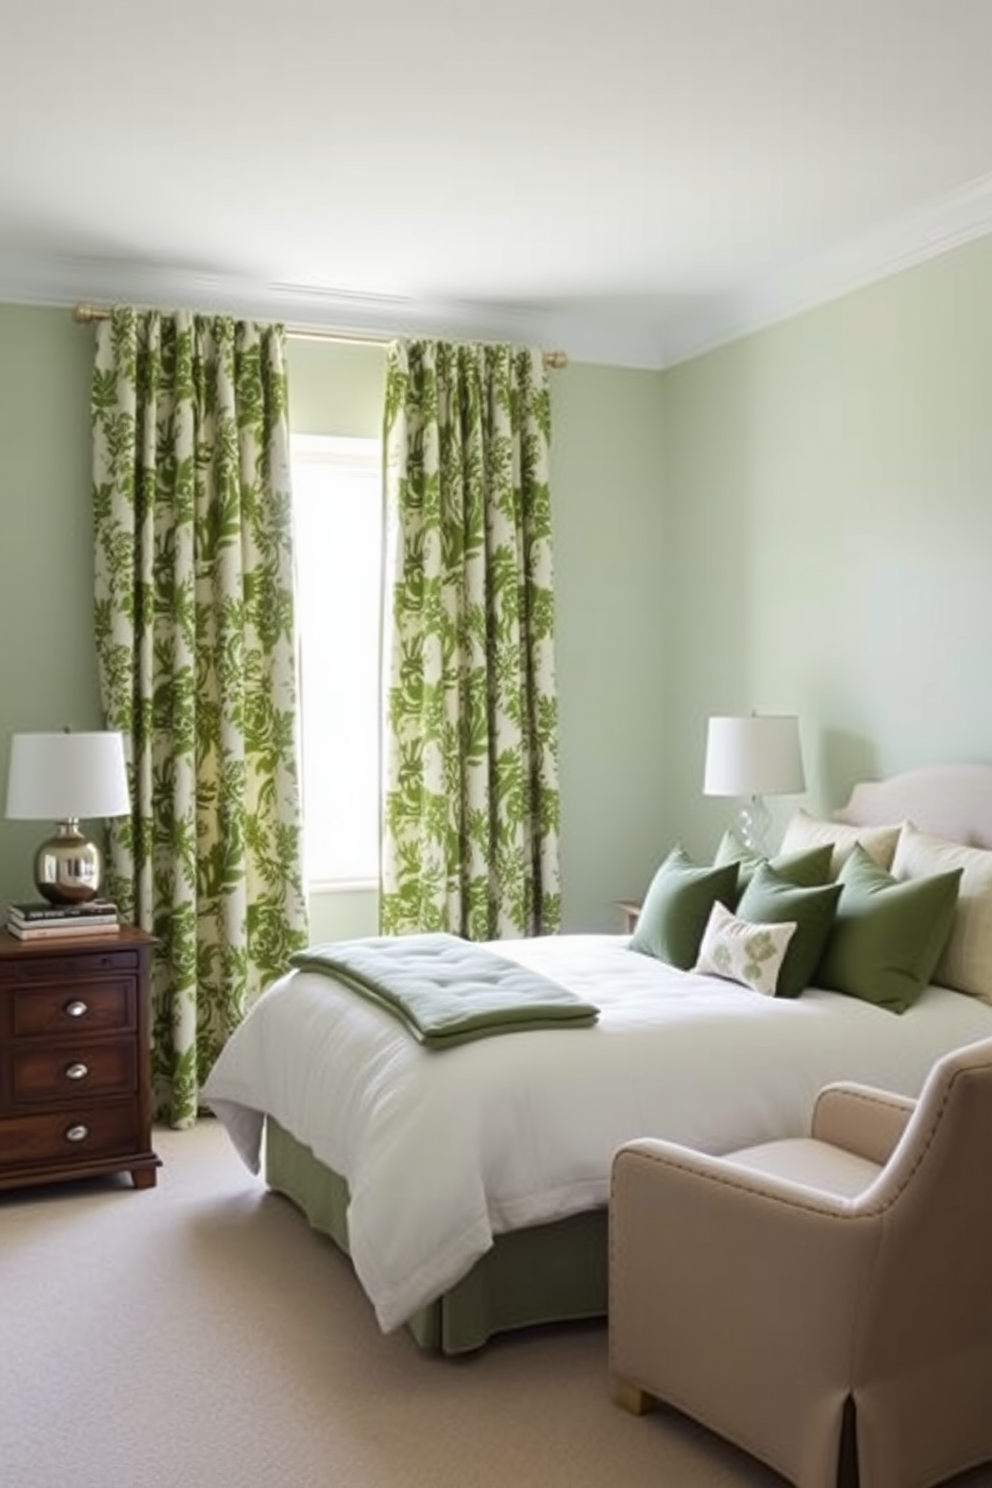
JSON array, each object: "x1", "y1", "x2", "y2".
[
  {"x1": 811, "y1": 1081, "x2": 916, "y2": 1166},
  {"x1": 613, "y1": 1137, "x2": 861, "y2": 1220}
]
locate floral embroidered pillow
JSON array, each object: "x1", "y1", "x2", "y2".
[{"x1": 694, "y1": 900, "x2": 798, "y2": 996}]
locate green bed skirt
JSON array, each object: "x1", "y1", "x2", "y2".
[{"x1": 263, "y1": 1117, "x2": 609, "y2": 1355}]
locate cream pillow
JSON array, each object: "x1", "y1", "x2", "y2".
[
  {"x1": 891, "y1": 821, "x2": 992, "y2": 1003},
  {"x1": 779, "y1": 809, "x2": 903, "y2": 878},
  {"x1": 694, "y1": 900, "x2": 797, "y2": 997}
]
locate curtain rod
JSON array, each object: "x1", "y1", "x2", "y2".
[{"x1": 72, "y1": 304, "x2": 568, "y2": 369}]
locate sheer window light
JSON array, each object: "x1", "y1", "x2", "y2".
[{"x1": 291, "y1": 434, "x2": 382, "y2": 887}]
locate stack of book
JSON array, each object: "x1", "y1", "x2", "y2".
[{"x1": 6, "y1": 899, "x2": 121, "y2": 940}]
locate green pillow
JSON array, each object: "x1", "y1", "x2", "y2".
[
  {"x1": 736, "y1": 862, "x2": 842, "y2": 998},
  {"x1": 713, "y1": 831, "x2": 833, "y2": 899},
  {"x1": 629, "y1": 846, "x2": 740, "y2": 970},
  {"x1": 816, "y1": 843, "x2": 963, "y2": 1014}
]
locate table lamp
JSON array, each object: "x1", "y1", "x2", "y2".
[
  {"x1": 703, "y1": 714, "x2": 805, "y2": 856},
  {"x1": 5, "y1": 730, "x2": 131, "y2": 904}
]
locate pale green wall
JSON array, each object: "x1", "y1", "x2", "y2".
[
  {"x1": 550, "y1": 363, "x2": 668, "y2": 919},
  {"x1": 661, "y1": 234, "x2": 992, "y2": 860},
  {"x1": 0, "y1": 310, "x2": 665, "y2": 931},
  {"x1": 0, "y1": 307, "x2": 99, "y2": 904}
]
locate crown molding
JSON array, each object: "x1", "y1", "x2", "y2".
[
  {"x1": 2, "y1": 170, "x2": 991, "y2": 372},
  {"x1": 655, "y1": 170, "x2": 992, "y2": 369},
  {"x1": 0, "y1": 254, "x2": 664, "y2": 369}
]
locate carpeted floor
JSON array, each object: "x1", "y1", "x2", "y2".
[{"x1": 1, "y1": 1122, "x2": 989, "y2": 1488}]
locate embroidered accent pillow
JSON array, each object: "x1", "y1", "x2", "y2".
[{"x1": 694, "y1": 900, "x2": 798, "y2": 996}]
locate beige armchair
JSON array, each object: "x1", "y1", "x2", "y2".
[{"x1": 608, "y1": 1036, "x2": 992, "y2": 1488}]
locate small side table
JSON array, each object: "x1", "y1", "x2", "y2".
[
  {"x1": 0, "y1": 925, "x2": 160, "y2": 1192},
  {"x1": 615, "y1": 899, "x2": 642, "y2": 934}
]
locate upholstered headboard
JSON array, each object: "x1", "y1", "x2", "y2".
[{"x1": 835, "y1": 764, "x2": 992, "y2": 850}]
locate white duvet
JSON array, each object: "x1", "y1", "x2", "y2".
[{"x1": 202, "y1": 934, "x2": 992, "y2": 1333}]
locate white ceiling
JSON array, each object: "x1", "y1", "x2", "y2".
[{"x1": 4, "y1": 0, "x2": 992, "y2": 368}]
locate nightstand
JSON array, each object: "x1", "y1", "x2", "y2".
[
  {"x1": 0, "y1": 926, "x2": 160, "y2": 1191},
  {"x1": 616, "y1": 899, "x2": 642, "y2": 934}
]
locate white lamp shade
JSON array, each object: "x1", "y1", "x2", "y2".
[
  {"x1": 703, "y1": 715, "x2": 805, "y2": 798},
  {"x1": 5, "y1": 731, "x2": 131, "y2": 821}
]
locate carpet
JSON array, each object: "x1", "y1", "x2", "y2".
[{"x1": 0, "y1": 1121, "x2": 987, "y2": 1488}]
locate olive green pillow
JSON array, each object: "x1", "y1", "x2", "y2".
[
  {"x1": 629, "y1": 846, "x2": 740, "y2": 970},
  {"x1": 713, "y1": 830, "x2": 833, "y2": 899},
  {"x1": 816, "y1": 843, "x2": 963, "y2": 1014},
  {"x1": 736, "y1": 862, "x2": 843, "y2": 998}
]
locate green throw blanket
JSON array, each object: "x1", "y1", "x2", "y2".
[{"x1": 289, "y1": 932, "x2": 600, "y2": 1049}]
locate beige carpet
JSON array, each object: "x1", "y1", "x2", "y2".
[{"x1": 1, "y1": 1123, "x2": 988, "y2": 1488}]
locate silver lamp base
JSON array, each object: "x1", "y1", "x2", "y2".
[{"x1": 33, "y1": 819, "x2": 103, "y2": 905}]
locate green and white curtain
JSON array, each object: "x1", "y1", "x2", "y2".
[
  {"x1": 381, "y1": 339, "x2": 561, "y2": 941},
  {"x1": 91, "y1": 307, "x2": 309, "y2": 1128}
]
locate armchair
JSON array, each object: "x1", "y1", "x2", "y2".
[{"x1": 608, "y1": 1037, "x2": 992, "y2": 1488}]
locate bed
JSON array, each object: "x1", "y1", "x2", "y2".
[{"x1": 203, "y1": 764, "x2": 992, "y2": 1354}]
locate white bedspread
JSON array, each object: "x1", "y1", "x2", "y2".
[{"x1": 202, "y1": 934, "x2": 992, "y2": 1332}]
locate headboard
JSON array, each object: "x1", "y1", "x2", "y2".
[{"x1": 834, "y1": 764, "x2": 992, "y2": 850}]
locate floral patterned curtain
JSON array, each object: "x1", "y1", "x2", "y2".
[
  {"x1": 91, "y1": 306, "x2": 309, "y2": 1127},
  {"x1": 381, "y1": 338, "x2": 561, "y2": 941}
]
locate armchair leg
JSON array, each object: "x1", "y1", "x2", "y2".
[
  {"x1": 837, "y1": 1396, "x2": 860, "y2": 1488},
  {"x1": 611, "y1": 1376, "x2": 656, "y2": 1416}
]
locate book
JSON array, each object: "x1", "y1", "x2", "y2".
[
  {"x1": 7, "y1": 909, "x2": 119, "y2": 929},
  {"x1": 7, "y1": 920, "x2": 122, "y2": 940},
  {"x1": 7, "y1": 899, "x2": 119, "y2": 923}
]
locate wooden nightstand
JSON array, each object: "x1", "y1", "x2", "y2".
[
  {"x1": 616, "y1": 899, "x2": 642, "y2": 934},
  {"x1": 0, "y1": 926, "x2": 160, "y2": 1192}
]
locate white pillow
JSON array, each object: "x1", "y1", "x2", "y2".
[
  {"x1": 780, "y1": 809, "x2": 903, "y2": 877},
  {"x1": 891, "y1": 821, "x2": 992, "y2": 1003},
  {"x1": 694, "y1": 900, "x2": 797, "y2": 996}
]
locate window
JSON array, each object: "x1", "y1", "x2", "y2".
[{"x1": 291, "y1": 434, "x2": 382, "y2": 887}]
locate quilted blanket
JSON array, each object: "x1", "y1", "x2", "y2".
[{"x1": 289, "y1": 932, "x2": 600, "y2": 1048}]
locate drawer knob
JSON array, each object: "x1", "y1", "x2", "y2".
[
  {"x1": 65, "y1": 1124, "x2": 90, "y2": 1143},
  {"x1": 65, "y1": 1000, "x2": 89, "y2": 1019},
  {"x1": 65, "y1": 1062, "x2": 90, "y2": 1081}
]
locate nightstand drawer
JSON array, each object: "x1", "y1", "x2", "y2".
[
  {"x1": 10, "y1": 1039, "x2": 138, "y2": 1104},
  {"x1": 0, "y1": 1102, "x2": 141, "y2": 1168},
  {"x1": 0, "y1": 948, "x2": 140, "y2": 982},
  {"x1": 11, "y1": 981, "x2": 136, "y2": 1038}
]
